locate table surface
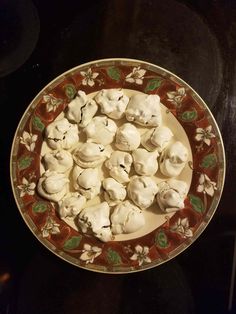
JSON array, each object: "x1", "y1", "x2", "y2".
[{"x1": 0, "y1": 0, "x2": 236, "y2": 313}]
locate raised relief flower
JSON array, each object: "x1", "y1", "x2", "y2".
[
  {"x1": 130, "y1": 245, "x2": 151, "y2": 266},
  {"x1": 167, "y1": 87, "x2": 186, "y2": 107},
  {"x1": 41, "y1": 216, "x2": 60, "y2": 238},
  {"x1": 43, "y1": 94, "x2": 63, "y2": 112},
  {"x1": 125, "y1": 66, "x2": 146, "y2": 85},
  {"x1": 195, "y1": 125, "x2": 215, "y2": 146},
  {"x1": 80, "y1": 244, "x2": 102, "y2": 264},
  {"x1": 172, "y1": 217, "x2": 193, "y2": 238},
  {"x1": 197, "y1": 174, "x2": 217, "y2": 197},
  {"x1": 20, "y1": 131, "x2": 38, "y2": 151},
  {"x1": 80, "y1": 68, "x2": 99, "y2": 87},
  {"x1": 17, "y1": 177, "x2": 36, "y2": 197}
]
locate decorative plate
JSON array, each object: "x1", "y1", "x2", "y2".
[{"x1": 10, "y1": 58, "x2": 225, "y2": 273}]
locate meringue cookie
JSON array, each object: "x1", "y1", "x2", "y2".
[
  {"x1": 72, "y1": 166, "x2": 101, "y2": 199},
  {"x1": 141, "y1": 128, "x2": 157, "y2": 151},
  {"x1": 84, "y1": 116, "x2": 117, "y2": 145},
  {"x1": 105, "y1": 151, "x2": 133, "y2": 183},
  {"x1": 66, "y1": 90, "x2": 98, "y2": 127},
  {"x1": 156, "y1": 179, "x2": 188, "y2": 213},
  {"x1": 58, "y1": 192, "x2": 86, "y2": 218},
  {"x1": 45, "y1": 118, "x2": 79, "y2": 150},
  {"x1": 128, "y1": 176, "x2": 158, "y2": 209},
  {"x1": 160, "y1": 141, "x2": 188, "y2": 177},
  {"x1": 132, "y1": 148, "x2": 159, "y2": 176},
  {"x1": 78, "y1": 202, "x2": 113, "y2": 242},
  {"x1": 37, "y1": 170, "x2": 69, "y2": 202},
  {"x1": 102, "y1": 178, "x2": 126, "y2": 206},
  {"x1": 43, "y1": 150, "x2": 73, "y2": 173},
  {"x1": 115, "y1": 123, "x2": 141, "y2": 151},
  {"x1": 150, "y1": 126, "x2": 173, "y2": 152},
  {"x1": 111, "y1": 200, "x2": 145, "y2": 234},
  {"x1": 142, "y1": 126, "x2": 173, "y2": 152},
  {"x1": 126, "y1": 94, "x2": 162, "y2": 127},
  {"x1": 95, "y1": 89, "x2": 129, "y2": 119},
  {"x1": 73, "y1": 142, "x2": 106, "y2": 168}
]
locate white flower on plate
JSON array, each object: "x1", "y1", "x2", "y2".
[
  {"x1": 80, "y1": 244, "x2": 102, "y2": 264},
  {"x1": 167, "y1": 87, "x2": 186, "y2": 107},
  {"x1": 41, "y1": 216, "x2": 60, "y2": 238},
  {"x1": 197, "y1": 173, "x2": 217, "y2": 197},
  {"x1": 195, "y1": 125, "x2": 215, "y2": 146},
  {"x1": 80, "y1": 68, "x2": 99, "y2": 87},
  {"x1": 130, "y1": 245, "x2": 151, "y2": 266},
  {"x1": 20, "y1": 131, "x2": 38, "y2": 152},
  {"x1": 172, "y1": 217, "x2": 193, "y2": 238},
  {"x1": 17, "y1": 177, "x2": 36, "y2": 197},
  {"x1": 125, "y1": 66, "x2": 146, "y2": 85},
  {"x1": 43, "y1": 94, "x2": 63, "y2": 112}
]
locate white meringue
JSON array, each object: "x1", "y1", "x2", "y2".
[
  {"x1": 115, "y1": 123, "x2": 141, "y2": 151},
  {"x1": 43, "y1": 150, "x2": 73, "y2": 173},
  {"x1": 37, "y1": 170, "x2": 69, "y2": 202},
  {"x1": 84, "y1": 116, "x2": 117, "y2": 145},
  {"x1": 126, "y1": 94, "x2": 162, "y2": 126},
  {"x1": 78, "y1": 202, "x2": 113, "y2": 242},
  {"x1": 72, "y1": 165, "x2": 101, "y2": 199},
  {"x1": 73, "y1": 142, "x2": 106, "y2": 168},
  {"x1": 95, "y1": 89, "x2": 129, "y2": 119},
  {"x1": 58, "y1": 192, "x2": 86, "y2": 218},
  {"x1": 102, "y1": 178, "x2": 126, "y2": 206},
  {"x1": 141, "y1": 128, "x2": 157, "y2": 151},
  {"x1": 132, "y1": 148, "x2": 159, "y2": 176},
  {"x1": 160, "y1": 141, "x2": 189, "y2": 177},
  {"x1": 66, "y1": 90, "x2": 98, "y2": 127},
  {"x1": 105, "y1": 151, "x2": 133, "y2": 183},
  {"x1": 128, "y1": 176, "x2": 158, "y2": 209},
  {"x1": 111, "y1": 200, "x2": 145, "y2": 234},
  {"x1": 156, "y1": 179, "x2": 188, "y2": 213},
  {"x1": 150, "y1": 126, "x2": 173, "y2": 152},
  {"x1": 45, "y1": 117, "x2": 79, "y2": 150}
]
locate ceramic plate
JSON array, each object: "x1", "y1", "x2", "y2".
[{"x1": 10, "y1": 58, "x2": 225, "y2": 273}]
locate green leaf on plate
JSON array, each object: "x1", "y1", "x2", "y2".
[
  {"x1": 18, "y1": 156, "x2": 33, "y2": 170},
  {"x1": 180, "y1": 109, "x2": 197, "y2": 122},
  {"x1": 64, "y1": 84, "x2": 77, "y2": 100},
  {"x1": 106, "y1": 248, "x2": 122, "y2": 265},
  {"x1": 32, "y1": 201, "x2": 48, "y2": 213},
  {"x1": 189, "y1": 194, "x2": 205, "y2": 213},
  {"x1": 63, "y1": 236, "x2": 82, "y2": 250},
  {"x1": 155, "y1": 230, "x2": 169, "y2": 248},
  {"x1": 32, "y1": 116, "x2": 45, "y2": 132},
  {"x1": 144, "y1": 78, "x2": 162, "y2": 93},
  {"x1": 201, "y1": 153, "x2": 217, "y2": 168},
  {"x1": 106, "y1": 67, "x2": 121, "y2": 81}
]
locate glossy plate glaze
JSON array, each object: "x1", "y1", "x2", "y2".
[{"x1": 10, "y1": 58, "x2": 225, "y2": 273}]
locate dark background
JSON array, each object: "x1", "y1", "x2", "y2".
[{"x1": 0, "y1": 0, "x2": 236, "y2": 313}]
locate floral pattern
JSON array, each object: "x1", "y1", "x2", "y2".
[
  {"x1": 125, "y1": 66, "x2": 146, "y2": 85},
  {"x1": 195, "y1": 125, "x2": 215, "y2": 146},
  {"x1": 41, "y1": 216, "x2": 60, "y2": 238},
  {"x1": 17, "y1": 177, "x2": 36, "y2": 197},
  {"x1": 130, "y1": 245, "x2": 151, "y2": 266},
  {"x1": 80, "y1": 244, "x2": 102, "y2": 264},
  {"x1": 197, "y1": 174, "x2": 217, "y2": 197},
  {"x1": 20, "y1": 131, "x2": 38, "y2": 152},
  {"x1": 11, "y1": 60, "x2": 224, "y2": 273},
  {"x1": 80, "y1": 68, "x2": 99, "y2": 87},
  {"x1": 42, "y1": 94, "x2": 63, "y2": 112},
  {"x1": 172, "y1": 218, "x2": 193, "y2": 238},
  {"x1": 167, "y1": 87, "x2": 186, "y2": 107}
]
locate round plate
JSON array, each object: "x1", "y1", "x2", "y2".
[{"x1": 10, "y1": 58, "x2": 225, "y2": 273}]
